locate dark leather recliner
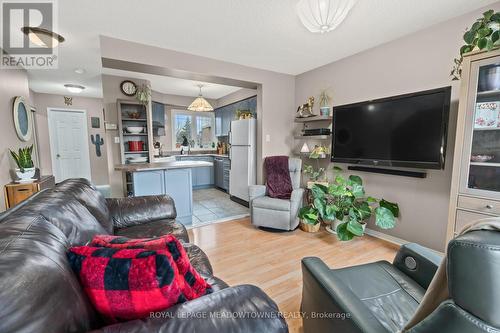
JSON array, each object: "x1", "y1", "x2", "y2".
[
  {"x1": 0, "y1": 178, "x2": 287, "y2": 333},
  {"x1": 301, "y1": 231, "x2": 500, "y2": 333}
]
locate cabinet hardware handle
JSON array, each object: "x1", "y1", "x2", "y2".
[{"x1": 486, "y1": 204, "x2": 493, "y2": 209}]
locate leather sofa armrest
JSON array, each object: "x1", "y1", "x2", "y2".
[
  {"x1": 88, "y1": 285, "x2": 288, "y2": 333},
  {"x1": 106, "y1": 195, "x2": 177, "y2": 229},
  {"x1": 301, "y1": 257, "x2": 389, "y2": 333},
  {"x1": 249, "y1": 185, "x2": 266, "y2": 202},
  {"x1": 393, "y1": 243, "x2": 443, "y2": 290}
]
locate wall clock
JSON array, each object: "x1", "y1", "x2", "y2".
[{"x1": 120, "y1": 80, "x2": 137, "y2": 97}]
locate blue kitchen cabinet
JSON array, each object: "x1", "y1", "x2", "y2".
[
  {"x1": 165, "y1": 169, "x2": 193, "y2": 221},
  {"x1": 132, "y1": 170, "x2": 165, "y2": 196}
]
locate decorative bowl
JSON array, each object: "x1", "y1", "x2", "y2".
[
  {"x1": 127, "y1": 111, "x2": 141, "y2": 119},
  {"x1": 127, "y1": 156, "x2": 148, "y2": 163},
  {"x1": 125, "y1": 126, "x2": 144, "y2": 134},
  {"x1": 471, "y1": 155, "x2": 494, "y2": 162}
]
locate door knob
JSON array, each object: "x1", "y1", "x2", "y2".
[
  {"x1": 486, "y1": 204, "x2": 493, "y2": 209},
  {"x1": 56, "y1": 154, "x2": 61, "y2": 158}
]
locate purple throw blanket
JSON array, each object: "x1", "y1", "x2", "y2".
[{"x1": 265, "y1": 156, "x2": 293, "y2": 199}]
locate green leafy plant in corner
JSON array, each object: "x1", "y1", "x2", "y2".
[
  {"x1": 298, "y1": 166, "x2": 399, "y2": 241},
  {"x1": 9, "y1": 145, "x2": 34, "y2": 172},
  {"x1": 452, "y1": 9, "x2": 500, "y2": 80}
]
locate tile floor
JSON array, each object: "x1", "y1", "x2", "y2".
[{"x1": 190, "y1": 188, "x2": 249, "y2": 227}]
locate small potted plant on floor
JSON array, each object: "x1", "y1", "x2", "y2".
[
  {"x1": 298, "y1": 205, "x2": 321, "y2": 233},
  {"x1": 9, "y1": 145, "x2": 35, "y2": 182}
]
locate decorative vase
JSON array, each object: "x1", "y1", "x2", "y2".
[
  {"x1": 15, "y1": 167, "x2": 36, "y2": 181},
  {"x1": 299, "y1": 221, "x2": 321, "y2": 233},
  {"x1": 326, "y1": 215, "x2": 348, "y2": 234},
  {"x1": 320, "y1": 106, "x2": 330, "y2": 116}
]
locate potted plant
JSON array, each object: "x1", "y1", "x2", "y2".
[
  {"x1": 9, "y1": 145, "x2": 35, "y2": 182},
  {"x1": 298, "y1": 166, "x2": 400, "y2": 240},
  {"x1": 298, "y1": 205, "x2": 321, "y2": 233},
  {"x1": 318, "y1": 90, "x2": 332, "y2": 116},
  {"x1": 309, "y1": 145, "x2": 329, "y2": 159},
  {"x1": 135, "y1": 84, "x2": 151, "y2": 106},
  {"x1": 451, "y1": 9, "x2": 500, "y2": 80}
]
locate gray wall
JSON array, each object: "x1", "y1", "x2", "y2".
[
  {"x1": 295, "y1": 3, "x2": 500, "y2": 251},
  {"x1": 32, "y1": 92, "x2": 109, "y2": 185},
  {"x1": 0, "y1": 68, "x2": 34, "y2": 210}
]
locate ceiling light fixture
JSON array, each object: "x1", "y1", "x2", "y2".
[
  {"x1": 296, "y1": 0, "x2": 357, "y2": 34},
  {"x1": 188, "y1": 84, "x2": 214, "y2": 112},
  {"x1": 21, "y1": 27, "x2": 65, "y2": 48},
  {"x1": 64, "y1": 84, "x2": 85, "y2": 94}
]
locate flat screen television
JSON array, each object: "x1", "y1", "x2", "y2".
[{"x1": 331, "y1": 87, "x2": 451, "y2": 169}]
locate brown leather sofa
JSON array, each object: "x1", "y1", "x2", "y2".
[{"x1": 0, "y1": 178, "x2": 287, "y2": 333}]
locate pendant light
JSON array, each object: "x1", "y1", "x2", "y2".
[
  {"x1": 296, "y1": 0, "x2": 357, "y2": 34},
  {"x1": 188, "y1": 84, "x2": 214, "y2": 112}
]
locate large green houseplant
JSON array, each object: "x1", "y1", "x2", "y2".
[
  {"x1": 451, "y1": 9, "x2": 500, "y2": 80},
  {"x1": 298, "y1": 166, "x2": 399, "y2": 241}
]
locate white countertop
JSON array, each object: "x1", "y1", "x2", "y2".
[{"x1": 115, "y1": 160, "x2": 213, "y2": 172}]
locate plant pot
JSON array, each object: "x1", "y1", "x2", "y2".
[
  {"x1": 307, "y1": 181, "x2": 329, "y2": 189},
  {"x1": 299, "y1": 221, "x2": 320, "y2": 233},
  {"x1": 320, "y1": 106, "x2": 330, "y2": 116},
  {"x1": 15, "y1": 167, "x2": 35, "y2": 181},
  {"x1": 326, "y1": 215, "x2": 348, "y2": 234}
]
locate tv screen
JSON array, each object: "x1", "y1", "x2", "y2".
[{"x1": 332, "y1": 87, "x2": 451, "y2": 169}]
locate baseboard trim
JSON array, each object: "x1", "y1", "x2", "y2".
[{"x1": 364, "y1": 228, "x2": 408, "y2": 247}]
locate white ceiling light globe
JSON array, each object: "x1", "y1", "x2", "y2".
[{"x1": 296, "y1": 0, "x2": 357, "y2": 34}]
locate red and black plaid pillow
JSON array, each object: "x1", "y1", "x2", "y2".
[
  {"x1": 90, "y1": 234, "x2": 212, "y2": 300},
  {"x1": 67, "y1": 246, "x2": 186, "y2": 322}
]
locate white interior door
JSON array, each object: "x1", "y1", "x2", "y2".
[{"x1": 48, "y1": 108, "x2": 91, "y2": 183}]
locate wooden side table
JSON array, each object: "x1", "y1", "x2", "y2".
[{"x1": 4, "y1": 175, "x2": 55, "y2": 209}]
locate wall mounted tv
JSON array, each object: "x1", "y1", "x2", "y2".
[{"x1": 332, "y1": 87, "x2": 451, "y2": 170}]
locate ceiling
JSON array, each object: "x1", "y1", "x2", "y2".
[
  {"x1": 102, "y1": 68, "x2": 243, "y2": 99},
  {"x1": 27, "y1": 0, "x2": 499, "y2": 98}
]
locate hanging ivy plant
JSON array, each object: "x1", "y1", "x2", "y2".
[{"x1": 451, "y1": 10, "x2": 500, "y2": 80}]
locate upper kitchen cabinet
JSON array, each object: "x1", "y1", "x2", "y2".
[
  {"x1": 215, "y1": 95, "x2": 257, "y2": 137},
  {"x1": 152, "y1": 101, "x2": 166, "y2": 136}
]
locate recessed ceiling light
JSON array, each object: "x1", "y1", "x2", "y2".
[
  {"x1": 21, "y1": 27, "x2": 65, "y2": 48},
  {"x1": 64, "y1": 84, "x2": 85, "y2": 94},
  {"x1": 74, "y1": 68, "x2": 86, "y2": 74}
]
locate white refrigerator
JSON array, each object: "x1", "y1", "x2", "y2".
[{"x1": 229, "y1": 119, "x2": 257, "y2": 203}]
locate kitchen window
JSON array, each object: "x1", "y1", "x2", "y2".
[{"x1": 171, "y1": 110, "x2": 216, "y2": 150}]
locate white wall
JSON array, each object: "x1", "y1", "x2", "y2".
[
  {"x1": 295, "y1": 3, "x2": 500, "y2": 251},
  {"x1": 0, "y1": 68, "x2": 34, "y2": 210}
]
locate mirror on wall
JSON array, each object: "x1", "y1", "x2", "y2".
[{"x1": 12, "y1": 96, "x2": 33, "y2": 142}]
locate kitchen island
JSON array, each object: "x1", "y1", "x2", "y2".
[{"x1": 115, "y1": 160, "x2": 213, "y2": 225}]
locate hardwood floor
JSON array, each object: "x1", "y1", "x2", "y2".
[{"x1": 188, "y1": 218, "x2": 399, "y2": 333}]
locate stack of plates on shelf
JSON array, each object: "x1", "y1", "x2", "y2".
[{"x1": 127, "y1": 156, "x2": 148, "y2": 164}]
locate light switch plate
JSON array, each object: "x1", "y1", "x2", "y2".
[
  {"x1": 114, "y1": 137, "x2": 120, "y2": 144},
  {"x1": 265, "y1": 134, "x2": 271, "y2": 142}
]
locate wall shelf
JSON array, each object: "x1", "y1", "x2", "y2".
[
  {"x1": 122, "y1": 118, "x2": 147, "y2": 122},
  {"x1": 294, "y1": 134, "x2": 331, "y2": 140},
  {"x1": 477, "y1": 90, "x2": 500, "y2": 98},
  {"x1": 294, "y1": 115, "x2": 333, "y2": 123},
  {"x1": 124, "y1": 151, "x2": 149, "y2": 154},
  {"x1": 470, "y1": 162, "x2": 500, "y2": 167}
]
